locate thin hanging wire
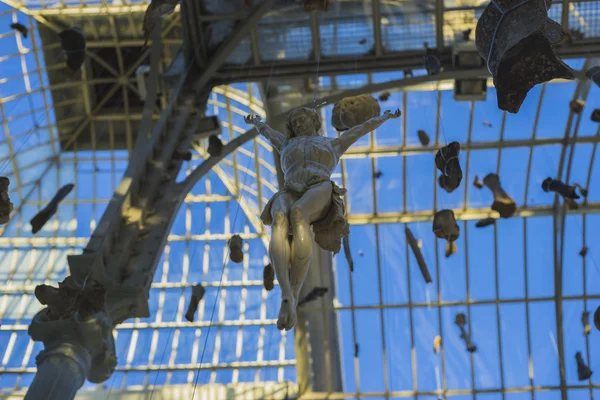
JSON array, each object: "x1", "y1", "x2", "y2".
[{"x1": 189, "y1": 149, "x2": 255, "y2": 400}]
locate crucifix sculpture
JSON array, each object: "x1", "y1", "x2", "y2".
[{"x1": 245, "y1": 106, "x2": 401, "y2": 330}]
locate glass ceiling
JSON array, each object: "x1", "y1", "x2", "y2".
[{"x1": 1, "y1": 0, "x2": 600, "y2": 399}]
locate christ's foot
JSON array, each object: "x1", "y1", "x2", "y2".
[{"x1": 277, "y1": 297, "x2": 297, "y2": 331}]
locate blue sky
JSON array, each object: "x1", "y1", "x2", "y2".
[{"x1": 1, "y1": 1, "x2": 600, "y2": 399}]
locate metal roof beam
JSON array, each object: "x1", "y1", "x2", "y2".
[{"x1": 347, "y1": 202, "x2": 600, "y2": 225}]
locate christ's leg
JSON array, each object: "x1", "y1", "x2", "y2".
[
  {"x1": 289, "y1": 181, "x2": 333, "y2": 302},
  {"x1": 269, "y1": 193, "x2": 296, "y2": 331}
]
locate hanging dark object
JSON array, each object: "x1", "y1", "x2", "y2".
[
  {"x1": 445, "y1": 241, "x2": 457, "y2": 258},
  {"x1": 594, "y1": 306, "x2": 600, "y2": 331},
  {"x1": 570, "y1": 100, "x2": 585, "y2": 115},
  {"x1": 58, "y1": 27, "x2": 87, "y2": 71},
  {"x1": 417, "y1": 130, "x2": 430, "y2": 146},
  {"x1": 303, "y1": 0, "x2": 329, "y2": 11},
  {"x1": 435, "y1": 142, "x2": 462, "y2": 193},
  {"x1": 378, "y1": 92, "x2": 391, "y2": 102},
  {"x1": 475, "y1": 0, "x2": 574, "y2": 113},
  {"x1": 228, "y1": 234, "x2": 244, "y2": 263},
  {"x1": 263, "y1": 264, "x2": 274, "y2": 291},
  {"x1": 576, "y1": 352, "x2": 593, "y2": 381},
  {"x1": 30, "y1": 184, "x2": 74, "y2": 234},
  {"x1": 591, "y1": 109, "x2": 600, "y2": 123},
  {"x1": 473, "y1": 175, "x2": 484, "y2": 189},
  {"x1": 359, "y1": 38, "x2": 367, "y2": 45},
  {"x1": 34, "y1": 276, "x2": 104, "y2": 320},
  {"x1": 579, "y1": 246, "x2": 588, "y2": 257},
  {"x1": 343, "y1": 235, "x2": 354, "y2": 272},
  {"x1": 374, "y1": 171, "x2": 383, "y2": 179},
  {"x1": 297, "y1": 287, "x2": 328, "y2": 307},
  {"x1": 405, "y1": 227, "x2": 432, "y2": 283},
  {"x1": 207, "y1": 135, "x2": 224, "y2": 157},
  {"x1": 462, "y1": 28, "x2": 473, "y2": 41},
  {"x1": 582, "y1": 311, "x2": 591, "y2": 336},
  {"x1": 586, "y1": 66, "x2": 600, "y2": 88},
  {"x1": 0, "y1": 177, "x2": 13, "y2": 225},
  {"x1": 483, "y1": 173, "x2": 516, "y2": 218},
  {"x1": 574, "y1": 182, "x2": 588, "y2": 197},
  {"x1": 424, "y1": 42, "x2": 441, "y2": 76},
  {"x1": 476, "y1": 217, "x2": 496, "y2": 228},
  {"x1": 455, "y1": 312, "x2": 477, "y2": 353},
  {"x1": 172, "y1": 150, "x2": 192, "y2": 161},
  {"x1": 433, "y1": 210, "x2": 460, "y2": 242},
  {"x1": 541, "y1": 178, "x2": 580, "y2": 200},
  {"x1": 10, "y1": 22, "x2": 28, "y2": 39},
  {"x1": 185, "y1": 284, "x2": 205, "y2": 322}
]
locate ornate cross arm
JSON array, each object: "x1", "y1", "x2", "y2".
[{"x1": 332, "y1": 109, "x2": 401, "y2": 155}]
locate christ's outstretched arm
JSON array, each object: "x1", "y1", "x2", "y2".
[
  {"x1": 332, "y1": 109, "x2": 401, "y2": 155},
  {"x1": 245, "y1": 114, "x2": 285, "y2": 151}
]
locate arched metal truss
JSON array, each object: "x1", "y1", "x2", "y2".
[{"x1": 1, "y1": 0, "x2": 600, "y2": 399}]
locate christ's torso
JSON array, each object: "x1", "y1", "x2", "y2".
[{"x1": 280, "y1": 136, "x2": 338, "y2": 192}]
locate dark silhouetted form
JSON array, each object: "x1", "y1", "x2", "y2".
[
  {"x1": 473, "y1": 175, "x2": 484, "y2": 189},
  {"x1": 462, "y1": 28, "x2": 472, "y2": 41},
  {"x1": 10, "y1": 22, "x2": 28, "y2": 39},
  {"x1": 207, "y1": 135, "x2": 224, "y2": 157},
  {"x1": 424, "y1": 42, "x2": 441, "y2": 75},
  {"x1": 263, "y1": 264, "x2": 274, "y2": 291},
  {"x1": 343, "y1": 235, "x2": 354, "y2": 272},
  {"x1": 542, "y1": 178, "x2": 580, "y2": 199},
  {"x1": 378, "y1": 92, "x2": 391, "y2": 102},
  {"x1": 58, "y1": 27, "x2": 86, "y2": 71},
  {"x1": 455, "y1": 312, "x2": 477, "y2": 352},
  {"x1": 445, "y1": 241, "x2": 457, "y2": 258},
  {"x1": 591, "y1": 109, "x2": 600, "y2": 122},
  {"x1": 185, "y1": 285, "x2": 205, "y2": 322},
  {"x1": 34, "y1": 276, "x2": 104, "y2": 320},
  {"x1": 418, "y1": 130, "x2": 430, "y2": 146},
  {"x1": 228, "y1": 234, "x2": 244, "y2": 263},
  {"x1": 405, "y1": 227, "x2": 432, "y2": 283},
  {"x1": 433, "y1": 209, "x2": 459, "y2": 242},
  {"x1": 0, "y1": 177, "x2": 12, "y2": 225},
  {"x1": 30, "y1": 184, "x2": 74, "y2": 234},
  {"x1": 476, "y1": 217, "x2": 496, "y2": 228},
  {"x1": 574, "y1": 182, "x2": 588, "y2": 197},
  {"x1": 483, "y1": 173, "x2": 516, "y2": 218},
  {"x1": 297, "y1": 287, "x2": 328, "y2": 307},
  {"x1": 570, "y1": 100, "x2": 585, "y2": 114},
  {"x1": 576, "y1": 352, "x2": 593, "y2": 381},
  {"x1": 582, "y1": 311, "x2": 591, "y2": 336},
  {"x1": 436, "y1": 142, "x2": 462, "y2": 193},
  {"x1": 579, "y1": 246, "x2": 588, "y2": 257}
]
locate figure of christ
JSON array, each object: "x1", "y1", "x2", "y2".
[{"x1": 245, "y1": 107, "x2": 401, "y2": 330}]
